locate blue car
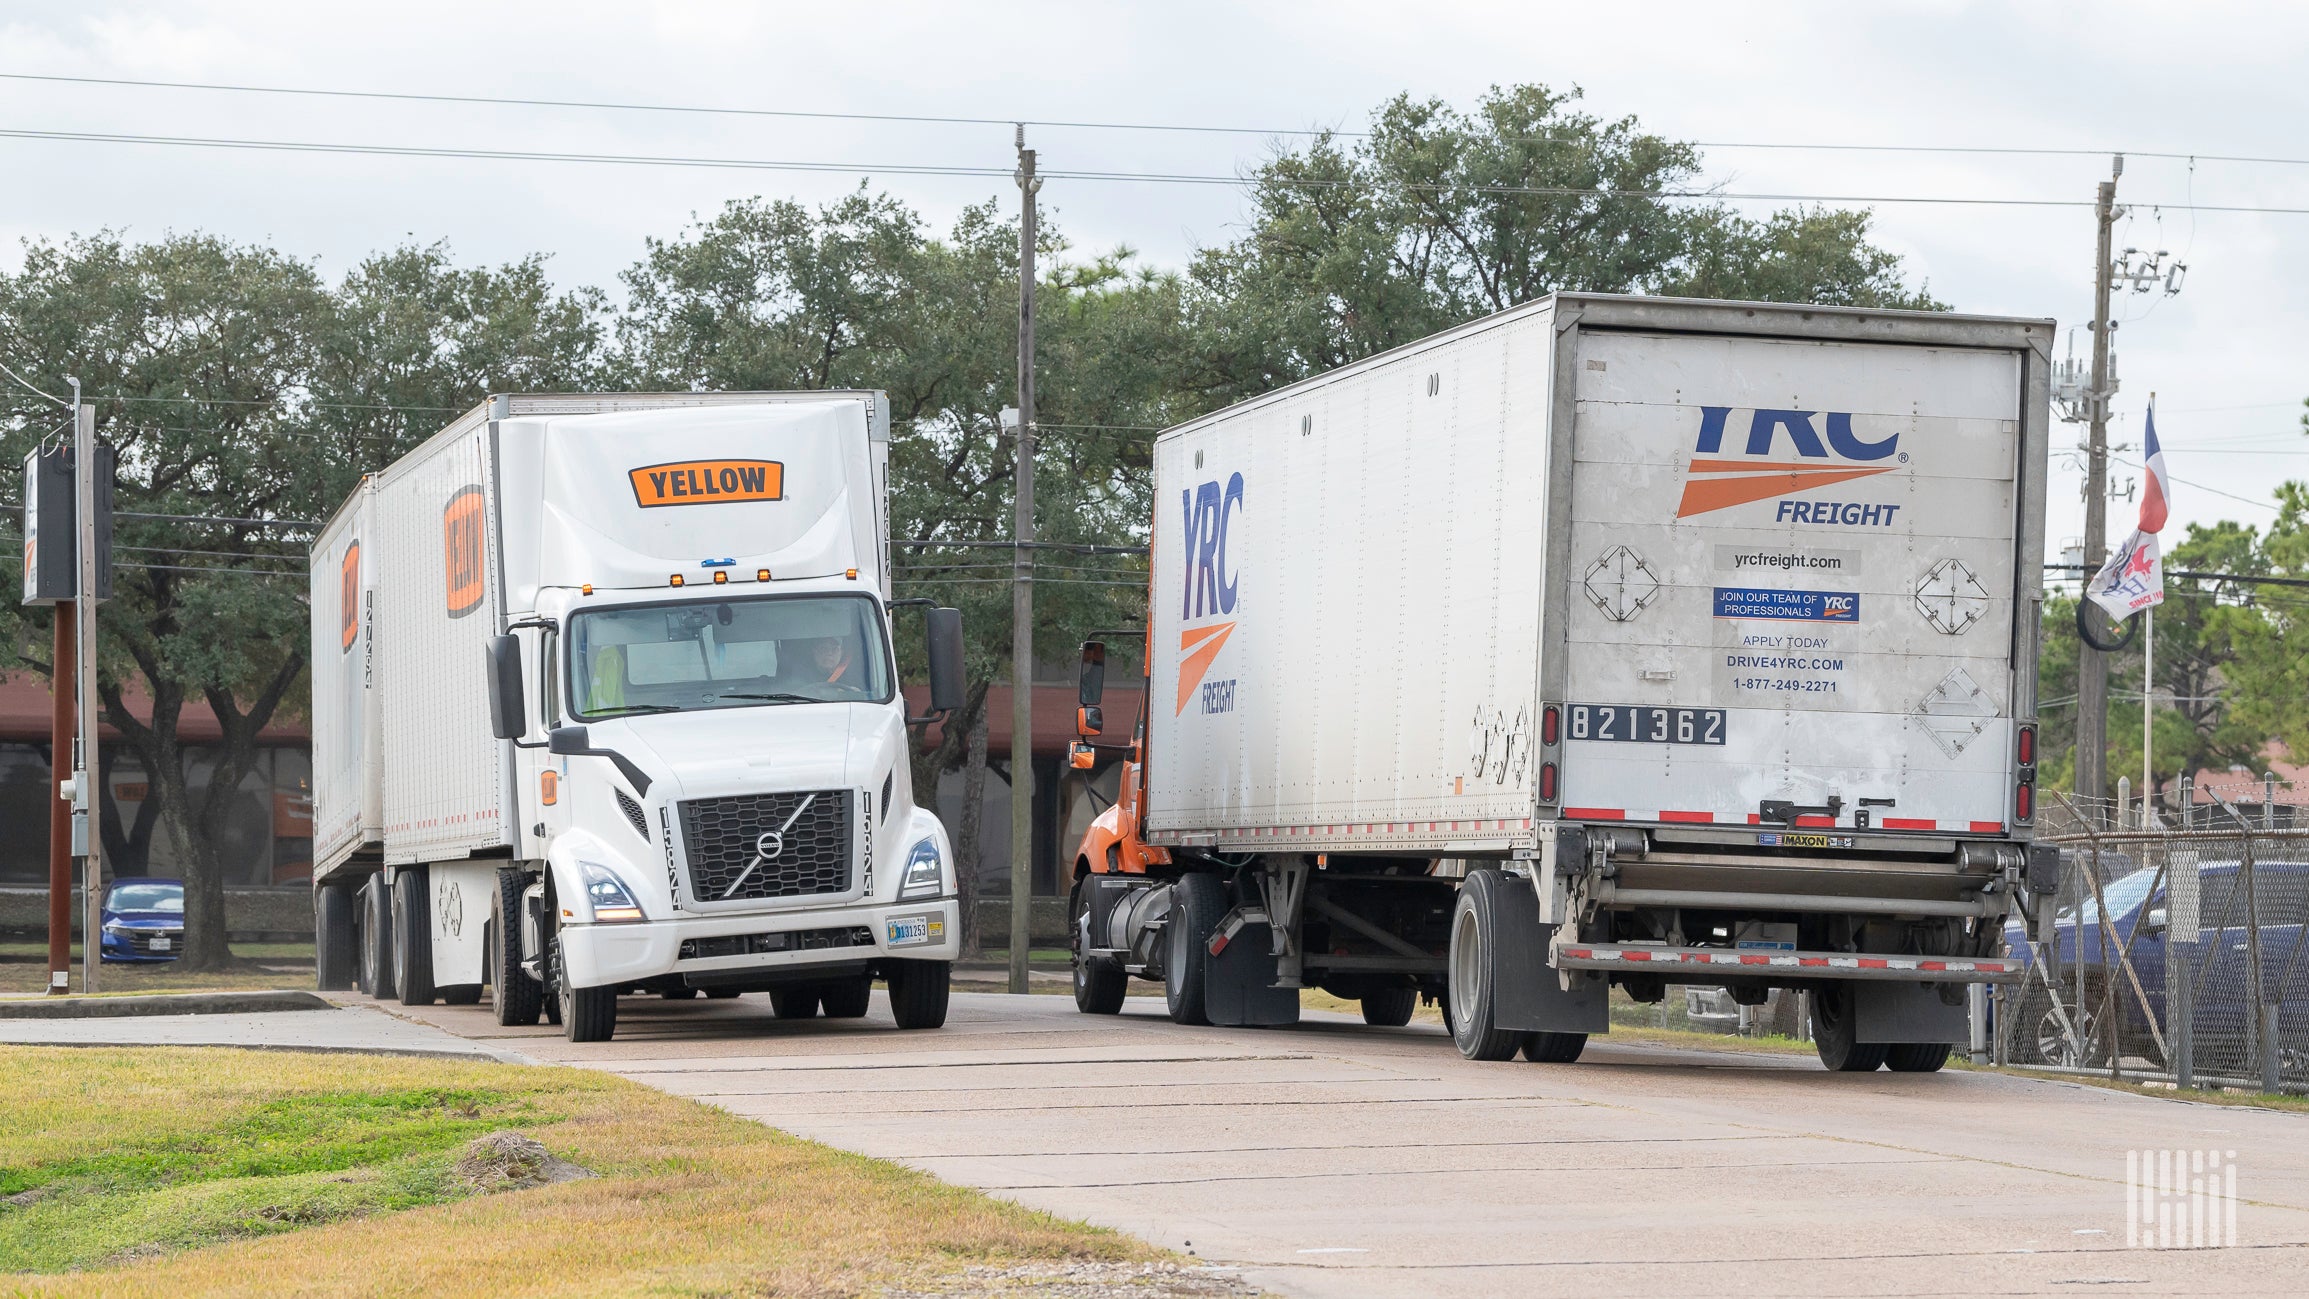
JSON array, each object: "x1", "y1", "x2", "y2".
[
  {"x1": 2004, "y1": 858, "x2": 2309, "y2": 1077},
  {"x1": 99, "y1": 877, "x2": 186, "y2": 963}
]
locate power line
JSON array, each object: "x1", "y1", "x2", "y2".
[
  {"x1": 10, "y1": 125, "x2": 2307, "y2": 214},
  {"x1": 5, "y1": 72, "x2": 2301, "y2": 168},
  {"x1": 0, "y1": 356, "x2": 70, "y2": 408}
]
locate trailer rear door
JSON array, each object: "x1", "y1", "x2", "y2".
[{"x1": 1557, "y1": 329, "x2": 2024, "y2": 835}]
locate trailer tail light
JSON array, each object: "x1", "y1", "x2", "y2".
[
  {"x1": 1542, "y1": 704, "x2": 1560, "y2": 747},
  {"x1": 1539, "y1": 761, "x2": 1558, "y2": 803},
  {"x1": 2015, "y1": 781, "x2": 2034, "y2": 824},
  {"x1": 2016, "y1": 725, "x2": 2036, "y2": 766}
]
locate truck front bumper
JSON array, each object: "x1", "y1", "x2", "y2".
[{"x1": 559, "y1": 897, "x2": 960, "y2": 989}]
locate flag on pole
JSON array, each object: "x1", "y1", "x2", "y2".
[{"x1": 2086, "y1": 402, "x2": 2170, "y2": 619}]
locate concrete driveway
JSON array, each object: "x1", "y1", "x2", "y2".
[{"x1": 382, "y1": 989, "x2": 2309, "y2": 1298}]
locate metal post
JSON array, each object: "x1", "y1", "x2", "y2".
[
  {"x1": 2142, "y1": 605, "x2": 2154, "y2": 820},
  {"x1": 1008, "y1": 126, "x2": 1041, "y2": 996},
  {"x1": 2074, "y1": 158, "x2": 2121, "y2": 824},
  {"x1": 2117, "y1": 775, "x2": 2132, "y2": 832},
  {"x1": 46, "y1": 602, "x2": 72, "y2": 993},
  {"x1": 1967, "y1": 982, "x2": 1989, "y2": 1065},
  {"x1": 72, "y1": 396, "x2": 100, "y2": 994}
]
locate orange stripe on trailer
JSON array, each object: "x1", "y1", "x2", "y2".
[
  {"x1": 1883, "y1": 817, "x2": 1936, "y2": 831},
  {"x1": 1658, "y1": 810, "x2": 1714, "y2": 823},
  {"x1": 1794, "y1": 815, "x2": 1836, "y2": 827},
  {"x1": 1563, "y1": 807, "x2": 1625, "y2": 820},
  {"x1": 1969, "y1": 821, "x2": 2005, "y2": 833}
]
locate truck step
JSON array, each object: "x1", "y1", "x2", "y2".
[{"x1": 1554, "y1": 942, "x2": 2018, "y2": 983}]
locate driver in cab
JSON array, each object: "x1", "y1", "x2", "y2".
[{"x1": 792, "y1": 635, "x2": 857, "y2": 690}]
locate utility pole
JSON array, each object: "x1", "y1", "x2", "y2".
[
  {"x1": 73, "y1": 394, "x2": 101, "y2": 993},
  {"x1": 2074, "y1": 155, "x2": 2121, "y2": 824},
  {"x1": 1009, "y1": 126, "x2": 1041, "y2": 996}
]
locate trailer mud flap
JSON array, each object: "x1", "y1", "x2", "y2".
[
  {"x1": 1205, "y1": 918, "x2": 1298, "y2": 1027},
  {"x1": 1854, "y1": 981, "x2": 1967, "y2": 1044},
  {"x1": 1491, "y1": 874, "x2": 1607, "y2": 1034}
]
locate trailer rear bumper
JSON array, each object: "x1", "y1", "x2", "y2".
[
  {"x1": 560, "y1": 898, "x2": 961, "y2": 988},
  {"x1": 1554, "y1": 942, "x2": 2019, "y2": 984}
]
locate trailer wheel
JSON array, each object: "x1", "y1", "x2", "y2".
[
  {"x1": 1810, "y1": 983, "x2": 1888, "y2": 1072},
  {"x1": 1885, "y1": 1042, "x2": 1951, "y2": 1072},
  {"x1": 1071, "y1": 878, "x2": 1127, "y2": 1015},
  {"x1": 821, "y1": 976, "x2": 873, "y2": 1018},
  {"x1": 359, "y1": 874, "x2": 394, "y2": 1000},
  {"x1": 1164, "y1": 873, "x2": 1224, "y2": 1026},
  {"x1": 1448, "y1": 870, "x2": 1529, "y2": 1061},
  {"x1": 488, "y1": 871, "x2": 543, "y2": 1026},
  {"x1": 887, "y1": 959, "x2": 951, "y2": 1029},
  {"x1": 552, "y1": 935, "x2": 617, "y2": 1043},
  {"x1": 391, "y1": 868, "x2": 436, "y2": 1006},
  {"x1": 440, "y1": 984, "x2": 483, "y2": 1006},
  {"x1": 1360, "y1": 986, "x2": 1418, "y2": 1027},
  {"x1": 314, "y1": 882, "x2": 356, "y2": 991},
  {"x1": 1522, "y1": 1032, "x2": 1588, "y2": 1064},
  {"x1": 770, "y1": 988, "x2": 821, "y2": 1019}
]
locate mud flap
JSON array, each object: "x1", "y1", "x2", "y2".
[
  {"x1": 1855, "y1": 981, "x2": 1968, "y2": 1044},
  {"x1": 1490, "y1": 873, "x2": 1608, "y2": 1034},
  {"x1": 1204, "y1": 918, "x2": 1299, "y2": 1027}
]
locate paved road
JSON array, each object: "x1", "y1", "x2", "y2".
[
  {"x1": 0, "y1": 1001, "x2": 518, "y2": 1059},
  {"x1": 375, "y1": 989, "x2": 2308, "y2": 1297}
]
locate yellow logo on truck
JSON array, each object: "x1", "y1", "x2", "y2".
[{"x1": 628, "y1": 460, "x2": 784, "y2": 508}]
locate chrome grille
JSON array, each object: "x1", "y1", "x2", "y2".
[{"x1": 679, "y1": 789, "x2": 854, "y2": 903}]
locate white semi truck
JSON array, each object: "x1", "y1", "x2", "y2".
[
  {"x1": 309, "y1": 392, "x2": 966, "y2": 1042},
  {"x1": 1070, "y1": 293, "x2": 2064, "y2": 1071}
]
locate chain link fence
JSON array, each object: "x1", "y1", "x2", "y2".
[{"x1": 1997, "y1": 778, "x2": 2309, "y2": 1094}]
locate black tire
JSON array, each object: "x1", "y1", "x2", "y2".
[
  {"x1": 391, "y1": 868, "x2": 436, "y2": 1007},
  {"x1": 1522, "y1": 1031, "x2": 1588, "y2": 1063},
  {"x1": 553, "y1": 934, "x2": 616, "y2": 1043},
  {"x1": 440, "y1": 984, "x2": 483, "y2": 1005},
  {"x1": 770, "y1": 988, "x2": 821, "y2": 1019},
  {"x1": 704, "y1": 987, "x2": 743, "y2": 1000},
  {"x1": 1164, "y1": 873, "x2": 1225, "y2": 1026},
  {"x1": 315, "y1": 882, "x2": 356, "y2": 991},
  {"x1": 1072, "y1": 878, "x2": 1128, "y2": 1015},
  {"x1": 359, "y1": 874, "x2": 394, "y2": 999},
  {"x1": 1448, "y1": 870, "x2": 1529, "y2": 1062},
  {"x1": 887, "y1": 959, "x2": 951, "y2": 1030},
  {"x1": 489, "y1": 870, "x2": 542, "y2": 1027},
  {"x1": 1886, "y1": 1042, "x2": 1952, "y2": 1073},
  {"x1": 1811, "y1": 983, "x2": 1889, "y2": 1072},
  {"x1": 1360, "y1": 986, "x2": 1419, "y2": 1027},
  {"x1": 821, "y1": 976, "x2": 873, "y2": 1018},
  {"x1": 661, "y1": 986, "x2": 700, "y2": 1000}
]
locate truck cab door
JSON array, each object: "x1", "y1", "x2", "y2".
[{"x1": 513, "y1": 628, "x2": 566, "y2": 858}]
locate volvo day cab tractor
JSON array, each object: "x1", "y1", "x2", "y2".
[
  {"x1": 309, "y1": 392, "x2": 967, "y2": 1042},
  {"x1": 1069, "y1": 293, "x2": 2064, "y2": 1072}
]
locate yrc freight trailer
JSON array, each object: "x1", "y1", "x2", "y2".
[
  {"x1": 310, "y1": 392, "x2": 966, "y2": 1042},
  {"x1": 1069, "y1": 293, "x2": 2063, "y2": 1071}
]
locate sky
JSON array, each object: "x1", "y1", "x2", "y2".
[{"x1": 1, "y1": 0, "x2": 2305, "y2": 567}]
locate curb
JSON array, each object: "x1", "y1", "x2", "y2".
[{"x1": 0, "y1": 990, "x2": 331, "y2": 1020}]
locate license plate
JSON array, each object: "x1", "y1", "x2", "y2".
[
  {"x1": 886, "y1": 915, "x2": 945, "y2": 948},
  {"x1": 149, "y1": 935, "x2": 171, "y2": 952},
  {"x1": 1569, "y1": 704, "x2": 1727, "y2": 746}
]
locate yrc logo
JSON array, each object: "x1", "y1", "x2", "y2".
[
  {"x1": 1175, "y1": 470, "x2": 1243, "y2": 715},
  {"x1": 1676, "y1": 407, "x2": 1906, "y2": 524}
]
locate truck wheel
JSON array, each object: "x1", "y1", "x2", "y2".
[
  {"x1": 315, "y1": 882, "x2": 356, "y2": 991},
  {"x1": 1810, "y1": 983, "x2": 1888, "y2": 1072},
  {"x1": 1165, "y1": 873, "x2": 1224, "y2": 1026},
  {"x1": 1361, "y1": 986, "x2": 1418, "y2": 1027},
  {"x1": 1448, "y1": 869, "x2": 1529, "y2": 1062},
  {"x1": 704, "y1": 988, "x2": 743, "y2": 1000},
  {"x1": 489, "y1": 870, "x2": 542, "y2": 1026},
  {"x1": 887, "y1": 959, "x2": 951, "y2": 1029},
  {"x1": 552, "y1": 935, "x2": 617, "y2": 1043},
  {"x1": 821, "y1": 976, "x2": 873, "y2": 1018},
  {"x1": 391, "y1": 868, "x2": 436, "y2": 1006},
  {"x1": 770, "y1": 988, "x2": 821, "y2": 1019},
  {"x1": 1886, "y1": 1042, "x2": 1951, "y2": 1072},
  {"x1": 1522, "y1": 1031, "x2": 1588, "y2": 1064},
  {"x1": 360, "y1": 874, "x2": 395, "y2": 1000},
  {"x1": 1072, "y1": 878, "x2": 1128, "y2": 1015}
]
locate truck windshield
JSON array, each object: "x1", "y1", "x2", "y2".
[{"x1": 567, "y1": 593, "x2": 892, "y2": 719}]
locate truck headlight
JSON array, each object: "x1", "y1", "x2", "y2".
[
  {"x1": 898, "y1": 838, "x2": 945, "y2": 900},
  {"x1": 581, "y1": 861, "x2": 646, "y2": 923}
]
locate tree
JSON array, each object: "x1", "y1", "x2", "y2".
[{"x1": 1180, "y1": 83, "x2": 1941, "y2": 402}]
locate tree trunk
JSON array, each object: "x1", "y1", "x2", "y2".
[{"x1": 958, "y1": 695, "x2": 990, "y2": 958}]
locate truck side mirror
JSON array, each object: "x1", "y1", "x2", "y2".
[
  {"x1": 486, "y1": 635, "x2": 526, "y2": 740},
  {"x1": 925, "y1": 607, "x2": 965, "y2": 714},
  {"x1": 548, "y1": 725, "x2": 591, "y2": 756}
]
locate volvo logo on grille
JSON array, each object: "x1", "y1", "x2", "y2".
[
  {"x1": 753, "y1": 830, "x2": 785, "y2": 860},
  {"x1": 720, "y1": 794, "x2": 817, "y2": 900}
]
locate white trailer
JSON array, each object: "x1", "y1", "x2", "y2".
[
  {"x1": 1070, "y1": 293, "x2": 2063, "y2": 1071},
  {"x1": 310, "y1": 392, "x2": 966, "y2": 1041}
]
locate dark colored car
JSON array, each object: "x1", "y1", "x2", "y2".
[
  {"x1": 99, "y1": 877, "x2": 185, "y2": 963},
  {"x1": 2004, "y1": 860, "x2": 2309, "y2": 1076}
]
